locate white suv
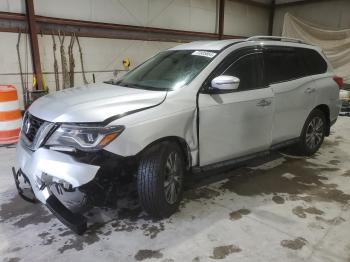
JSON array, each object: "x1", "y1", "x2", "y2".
[{"x1": 14, "y1": 36, "x2": 342, "y2": 234}]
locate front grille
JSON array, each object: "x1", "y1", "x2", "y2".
[{"x1": 23, "y1": 113, "x2": 46, "y2": 142}]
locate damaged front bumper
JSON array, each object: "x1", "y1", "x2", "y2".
[{"x1": 14, "y1": 141, "x2": 101, "y2": 234}]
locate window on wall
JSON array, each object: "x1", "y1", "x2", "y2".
[
  {"x1": 223, "y1": 53, "x2": 263, "y2": 91},
  {"x1": 263, "y1": 47, "x2": 306, "y2": 85}
]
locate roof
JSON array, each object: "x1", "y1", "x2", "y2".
[
  {"x1": 169, "y1": 39, "x2": 242, "y2": 51},
  {"x1": 170, "y1": 36, "x2": 314, "y2": 51}
]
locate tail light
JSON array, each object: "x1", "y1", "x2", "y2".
[{"x1": 333, "y1": 76, "x2": 343, "y2": 89}]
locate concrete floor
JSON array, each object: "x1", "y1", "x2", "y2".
[{"x1": 1, "y1": 117, "x2": 350, "y2": 262}]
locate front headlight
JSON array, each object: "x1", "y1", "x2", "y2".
[{"x1": 45, "y1": 124, "x2": 124, "y2": 151}]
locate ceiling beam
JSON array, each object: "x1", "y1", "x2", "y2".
[
  {"x1": 0, "y1": 11, "x2": 25, "y2": 21},
  {"x1": 228, "y1": 0, "x2": 270, "y2": 8},
  {"x1": 276, "y1": 0, "x2": 338, "y2": 7}
]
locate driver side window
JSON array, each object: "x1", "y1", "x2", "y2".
[{"x1": 223, "y1": 53, "x2": 264, "y2": 91}]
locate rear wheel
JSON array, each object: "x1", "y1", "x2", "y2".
[
  {"x1": 137, "y1": 141, "x2": 185, "y2": 218},
  {"x1": 297, "y1": 109, "x2": 326, "y2": 156}
]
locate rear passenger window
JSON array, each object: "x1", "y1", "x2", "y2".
[
  {"x1": 223, "y1": 53, "x2": 263, "y2": 91},
  {"x1": 263, "y1": 48, "x2": 305, "y2": 85},
  {"x1": 297, "y1": 48, "x2": 327, "y2": 75}
]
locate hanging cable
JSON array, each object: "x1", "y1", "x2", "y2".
[
  {"x1": 58, "y1": 31, "x2": 69, "y2": 89},
  {"x1": 51, "y1": 32, "x2": 60, "y2": 91},
  {"x1": 25, "y1": 28, "x2": 29, "y2": 104},
  {"x1": 16, "y1": 30, "x2": 27, "y2": 108},
  {"x1": 68, "y1": 33, "x2": 76, "y2": 87},
  {"x1": 76, "y1": 35, "x2": 88, "y2": 85}
]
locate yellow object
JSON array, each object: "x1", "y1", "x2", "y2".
[
  {"x1": 123, "y1": 57, "x2": 130, "y2": 70},
  {"x1": 32, "y1": 75, "x2": 47, "y2": 91}
]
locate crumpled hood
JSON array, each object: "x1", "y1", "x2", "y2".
[{"x1": 29, "y1": 83, "x2": 167, "y2": 123}]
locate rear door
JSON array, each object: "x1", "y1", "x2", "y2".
[
  {"x1": 263, "y1": 46, "x2": 317, "y2": 144},
  {"x1": 198, "y1": 48, "x2": 274, "y2": 166}
]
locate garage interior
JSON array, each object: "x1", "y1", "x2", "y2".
[{"x1": 1, "y1": 0, "x2": 350, "y2": 261}]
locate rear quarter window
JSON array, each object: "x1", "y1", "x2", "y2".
[
  {"x1": 263, "y1": 47, "x2": 306, "y2": 85},
  {"x1": 297, "y1": 48, "x2": 327, "y2": 75}
]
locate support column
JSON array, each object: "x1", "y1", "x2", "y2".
[
  {"x1": 25, "y1": 0, "x2": 43, "y2": 91},
  {"x1": 268, "y1": 0, "x2": 276, "y2": 36},
  {"x1": 218, "y1": 0, "x2": 225, "y2": 39}
]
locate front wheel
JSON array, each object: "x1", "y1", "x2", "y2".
[
  {"x1": 137, "y1": 141, "x2": 185, "y2": 218},
  {"x1": 297, "y1": 109, "x2": 326, "y2": 156}
]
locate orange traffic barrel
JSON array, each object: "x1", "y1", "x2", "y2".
[{"x1": 0, "y1": 85, "x2": 22, "y2": 145}]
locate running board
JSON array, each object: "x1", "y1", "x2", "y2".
[
  {"x1": 193, "y1": 151, "x2": 269, "y2": 174},
  {"x1": 193, "y1": 138, "x2": 299, "y2": 174}
]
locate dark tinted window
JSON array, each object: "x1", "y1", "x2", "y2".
[
  {"x1": 223, "y1": 53, "x2": 263, "y2": 91},
  {"x1": 263, "y1": 47, "x2": 305, "y2": 84},
  {"x1": 297, "y1": 48, "x2": 327, "y2": 75}
]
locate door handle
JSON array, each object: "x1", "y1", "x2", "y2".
[
  {"x1": 305, "y1": 87, "x2": 315, "y2": 94},
  {"x1": 257, "y1": 99, "x2": 272, "y2": 107}
]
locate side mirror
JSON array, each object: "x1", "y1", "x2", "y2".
[{"x1": 211, "y1": 75, "x2": 240, "y2": 92}]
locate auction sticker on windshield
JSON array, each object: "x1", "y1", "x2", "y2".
[{"x1": 191, "y1": 51, "x2": 216, "y2": 58}]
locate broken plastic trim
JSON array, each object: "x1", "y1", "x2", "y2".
[
  {"x1": 12, "y1": 167, "x2": 88, "y2": 235},
  {"x1": 45, "y1": 194, "x2": 87, "y2": 235},
  {"x1": 12, "y1": 167, "x2": 37, "y2": 203}
]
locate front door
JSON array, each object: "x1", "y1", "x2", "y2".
[{"x1": 198, "y1": 49, "x2": 274, "y2": 166}]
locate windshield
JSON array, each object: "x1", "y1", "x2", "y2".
[{"x1": 106, "y1": 50, "x2": 217, "y2": 91}]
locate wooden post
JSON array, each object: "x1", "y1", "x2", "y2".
[{"x1": 25, "y1": 0, "x2": 43, "y2": 91}]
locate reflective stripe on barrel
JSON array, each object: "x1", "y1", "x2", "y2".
[{"x1": 0, "y1": 85, "x2": 21, "y2": 145}]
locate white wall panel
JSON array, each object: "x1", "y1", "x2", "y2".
[
  {"x1": 0, "y1": 0, "x2": 270, "y2": 36},
  {"x1": 33, "y1": 0, "x2": 267, "y2": 35},
  {"x1": 273, "y1": 0, "x2": 350, "y2": 36},
  {"x1": 0, "y1": 0, "x2": 25, "y2": 13},
  {"x1": 34, "y1": 0, "x2": 216, "y2": 32},
  {"x1": 224, "y1": 1, "x2": 269, "y2": 36}
]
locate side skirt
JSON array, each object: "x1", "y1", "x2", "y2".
[{"x1": 192, "y1": 138, "x2": 299, "y2": 174}]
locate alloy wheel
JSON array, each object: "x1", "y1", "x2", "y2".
[
  {"x1": 305, "y1": 116, "x2": 324, "y2": 149},
  {"x1": 164, "y1": 151, "x2": 182, "y2": 204}
]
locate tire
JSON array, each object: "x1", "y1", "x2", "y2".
[
  {"x1": 137, "y1": 141, "x2": 185, "y2": 218},
  {"x1": 296, "y1": 109, "x2": 326, "y2": 156}
]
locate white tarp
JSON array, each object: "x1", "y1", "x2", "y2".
[{"x1": 282, "y1": 13, "x2": 350, "y2": 83}]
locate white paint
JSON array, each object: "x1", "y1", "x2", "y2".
[
  {"x1": 0, "y1": 0, "x2": 270, "y2": 35},
  {"x1": 224, "y1": 0, "x2": 269, "y2": 36},
  {"x1": 0, "y1": 0, "x2": 25, "y2": 13},
  {"x1": 0, "y1": 100, "x2": 20, "y2": 111},
  {"x1": 0, "y1": 119, "x2": 21, "y2": 130}
]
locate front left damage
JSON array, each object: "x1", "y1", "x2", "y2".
[{"x1": 13, "y1": 115, "x2": 137, "y2": 235}]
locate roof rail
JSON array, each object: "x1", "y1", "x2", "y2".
[{"x1": 246, "y1": 36, "x2": 306, "y2": 44}]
